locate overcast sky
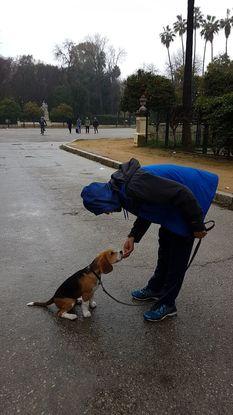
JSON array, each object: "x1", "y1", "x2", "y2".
[{"x1": 1, "y1": 0, "x2": 232, "y2": 78}]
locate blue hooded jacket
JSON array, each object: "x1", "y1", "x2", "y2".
[{"x1": 81, "y1": 160, "x2": 218, "y2": 237}]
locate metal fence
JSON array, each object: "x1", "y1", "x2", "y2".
[{"x1": 148, "y1": 123, "x2": 233, "y2": 157}]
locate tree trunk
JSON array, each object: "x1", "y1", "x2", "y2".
[
  {"x1": 165, "y1": 112, "x2": 170, "y2": 147},
  {"x1": 181, "y1": 35, "x2": 185, "y2": 66},
  {"x1": 155, "y1": 112, "x2": 160, "y2": 144},
  {"x1": 202, "y1": 123, "x2": 209, "y2": 154},
  {"x1": 202, "y1": 40, "x2": 207, "y2": 76},
  {"x1": 97, "y1": 79, "x2": 103, "y2": 114},
  {"x1": 211, "y1": 41, "x2": 213, "y2": 62},
  {"x1": 193, "y1": 28, "x2": 197, "y2": 72},
  {"x1": 156, "y1": 123, "x2": 160, "y2": 144},
  {"x1": 172, "y1": 129, "x2": 177, "y2": 148},
  {"x1": 167, "y1": 47, "x2": 173, "y2": 82},
  {"x1": 226, "y1": 36, "x2": 228, "y2": 56},
  {"x1": 182, "y1": 0, "x2": 195, "y2": 150},
  {"x1": 195, "y1": 117, "x2": 202, "y2": 147}
]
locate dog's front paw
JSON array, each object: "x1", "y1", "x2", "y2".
[
  {"x1": 61, "y1": 312, "x2": 78, "y2": 320},
  {"x1": 83, "y1": 310, "x2": 91, "y2": 318},
  {"x1": 68, "y1": 314, "x2": 78, "y2": 320},
  {"x1": 90, "y1": 301, "x2": 97, "y2": 309}
]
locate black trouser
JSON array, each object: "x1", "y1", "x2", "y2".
[
  {"x1": 85, "y1": 126, "x2": 89, "y2": 133},
  {"x1": 146, "y1": 227, "x2": 194, "y2": 306}
]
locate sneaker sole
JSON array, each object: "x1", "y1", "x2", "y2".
[
  {"x1": 144, "y1": 311, "x2": 177, "y2": 322},
  {"x1": 132, "y1": 296, "x2": 159, "y2": 302}
]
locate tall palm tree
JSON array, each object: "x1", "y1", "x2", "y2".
[
  {"x1": 182, "y1": 0, "x2": 195, "y2": 149},
  {"x1": 220, "y1": 9, "x2": 233, "y2": 56},
  {"x1": 160, "y1": 25, "x2": 176, "y2": 81},
  {"x1": 173, "y1": 15, "x2": 187, "y2": 66},
  {"x1": 193, "y1": 7, "x2": 203, "y2": 71},
  {"x1": 201, "y1": 15, "x2": 219, "y2": 74}
]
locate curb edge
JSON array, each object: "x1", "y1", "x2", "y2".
[{"x1": 60, "y1": 143, "x2": 233, "y2": 211}]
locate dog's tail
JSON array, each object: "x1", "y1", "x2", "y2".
[{"x1": 27, "y1": 297, "x2": 54, "y2": 307}]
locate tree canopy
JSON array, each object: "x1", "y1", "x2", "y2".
[
  {"x1": 195, "y1": 92, "x2": 233, "y2": 155},
  {"x1": 50, "y1": 103, "x2": 73, "y2": 122},
  {"x1": 203, "y1": 56, "x2": 233, "y2": 97},
  {"x1": 0, "y1": 98, "x2": 21, "y2": 123},
  {"x1": 23, "y1": 101, "x2": 43, "y2": 122},
  {"x1": 0, "y1": 34, "x2": 124, "y2": 118},
  {"x1": 121, "y1": 70, "x2": 176, "y2": 114}
]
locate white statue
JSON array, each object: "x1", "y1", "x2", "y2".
[{"x1": 41, "y1": 101, "x2": 50, "y2": 122}]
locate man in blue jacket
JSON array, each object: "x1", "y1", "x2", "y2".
[{"x1": 81, "y1": 159, "x2": 218, "y2": 322}]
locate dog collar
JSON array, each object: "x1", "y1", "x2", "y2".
[{"x1": 90, "y1": 269, "x2": 101, "y2": 282}]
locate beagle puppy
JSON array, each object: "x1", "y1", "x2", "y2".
[{"x1": 27, "y1": 249, "x2": 123, "y2": 320}]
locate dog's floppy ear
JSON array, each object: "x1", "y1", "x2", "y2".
[{"x1": 99, "y1": 253, "x2": 113, "y2": 274}]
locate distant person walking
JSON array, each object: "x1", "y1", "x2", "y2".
[
  {"x1": 93, "y1": 117, "x2": 99, "y2": 134},
  {"x1": 76, "y1": 117, "x2": 81, "y2": 134},
  {"x1": 39, "y1": 116, "x2": 47, "y2": 135},
  {"x1": 85, "y1": 117, "x2": 90, "y2": 134},
  {"x1": 67, "y1": 118, "x2": 72, "y2": 134}
]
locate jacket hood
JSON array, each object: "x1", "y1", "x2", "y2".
[
  {"x1": 110, "y1": 158, "x2": 141, "y2": 191},
  {"x1": 81, "y1": 182, "x2": 121, "y2": 215}
]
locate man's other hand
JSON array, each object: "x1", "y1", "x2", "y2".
[
  {"x1": 123, "y1": 237, "x2": 135, "y2": 258},
  {"x1": 194, "y1": 230, "x2": 207, "y2": 239}
]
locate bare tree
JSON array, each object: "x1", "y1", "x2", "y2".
[
  {"x1": 54, "y1": 39, "x2": 76, "y2": 68},
  {"x1": 106, "y1": 46, "x2": 126, "y2": 74},
  {"x1": 142, "y1": 63, "x2": 158, "y2": 74}
]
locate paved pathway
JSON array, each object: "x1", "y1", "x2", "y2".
[
  {"x1": 0, "y1": 127, "x2": 134, "y2": 143},
  {"x1": 0, "y1": 132, "x2": 233, "y2": 414}
]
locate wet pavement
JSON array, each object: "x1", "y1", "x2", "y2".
[
  {"x1": 0, "y1": 132, "x2": 233, "y2": 414},
  {"x1": 0, "y1": 127, "x2": 134, "y2": 143}
]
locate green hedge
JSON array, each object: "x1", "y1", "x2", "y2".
[{"x1": 94, "y1": 114, "x2": 135, "y2": 125}]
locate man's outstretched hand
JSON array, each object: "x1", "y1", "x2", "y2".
[
  {"x1": 194, "y1": 230, "x2": 207, "y2": 239},
  {"x1": 123, "y1": 237, "x2": 135, "y2": 258}
]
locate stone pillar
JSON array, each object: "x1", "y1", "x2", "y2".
[
  {"x1": 134, "y1": 116, "x2": 147, "y2": 146},
  {"x1": 133, "y1": 94, "x2": 150, "y2": 146}
]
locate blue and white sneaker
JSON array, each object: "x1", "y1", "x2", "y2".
[
  {"x1": 131, "y1": 287, "x2": 159, "y2": 301},
  {"x1": 144, "y1": 304, "x2": 177, "y2": 322}
]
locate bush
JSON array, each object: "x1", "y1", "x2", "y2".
[
  {"x1": 50, "y1": 103, "x2": 73, "y2": 122},
  {"x1": 204, "y1": 57, "x2": 233, "y2": 98},
  {"x1": 94, "y1": 114, "x2": 129, "y2": 125},
  {"x1": 0, "y1": 98, "x2": 21, "y2": 124},
  {"x1": 23, "y1": 101, "x2": 43, "y2": 122},
  {"x1": 195, "y1": 93, "x2": 233, "y2": 155}
]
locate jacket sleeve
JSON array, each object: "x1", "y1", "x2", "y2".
[
  {"x1": 128, "y1": 217, "x2": 151, "y2": 243},
  {"x1": 126, "y1": 170, "x2": 205, "y2": 233}
]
